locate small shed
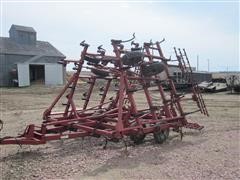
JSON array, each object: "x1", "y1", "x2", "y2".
[{"x1": 0, "y1": 24, "x2": 66, "y2": 87}]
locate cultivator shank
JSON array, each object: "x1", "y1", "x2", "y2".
[{"x1": 0, "y1": 34, "x2": 208, "y2": 146}]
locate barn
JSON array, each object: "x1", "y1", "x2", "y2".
[{"x1": 0, "y1": 24, "x2": 66, "y2": 87}]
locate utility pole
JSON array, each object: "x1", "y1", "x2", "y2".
[
  {"x1": 197, "y1": 55, "x2": 199, "y2": 71},
  {"x1": 207, "y1": 59, "x2": 210, "y2": 72}
]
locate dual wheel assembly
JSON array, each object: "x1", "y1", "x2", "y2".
[{"x1": 130, "y1": 128, "x2": 170, "y2": 145}]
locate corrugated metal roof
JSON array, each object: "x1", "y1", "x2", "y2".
[
  {"x1": 10, "y1": 24, "x2": 36, "y2": 33},
  {"x1": 0, "y1": 37, "x2": 65, "y2": 57}
]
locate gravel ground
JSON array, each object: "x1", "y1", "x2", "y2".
[{"x1": 0, "y1": 86, "x2": 239, "y2": 180}]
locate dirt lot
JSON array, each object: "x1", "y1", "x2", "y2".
[{"x1": 0, "y1": 85, "x2": 239, "y2": 180}]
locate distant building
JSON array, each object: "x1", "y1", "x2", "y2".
[
  {"x1": 0, "y1": 24, "x2": 66, "y2": 87},
  {"x1": 212, "y1": 71, "x2": 240, "y2": 79},
  {"x1": 164, "y1": 64, "x2": 212, "y2": 83}
]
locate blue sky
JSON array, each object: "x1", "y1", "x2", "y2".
[{"x1": 1, "y1": 0, "x2": 239, "y2": 71}]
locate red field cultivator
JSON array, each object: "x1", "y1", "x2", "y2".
[{"x1": 0, "y1": 34, "x2": 208, "y2": 146}]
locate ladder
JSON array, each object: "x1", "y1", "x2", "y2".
[{"x1": 175, "y1": 48, "x2": 209, "y2": 116}]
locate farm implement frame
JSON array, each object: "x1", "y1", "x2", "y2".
[{"x1": 0, "y1": 34, "x2": 208, "y2": 146}]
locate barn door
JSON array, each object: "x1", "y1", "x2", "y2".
[
  {"x1": 17, "y1": 64, "x2": 30, "y2": 87},
  {"x1": 45, "y1": 64, "x2": 63, "y2": 85}
]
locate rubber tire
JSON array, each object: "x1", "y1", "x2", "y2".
[
  {"x1": 91, "y1": 68, "x2": 109, "y2": 77},
  {"x1": 130, "y1": 133, "x2": 146, "y2": 145},
  {"x1": 142, "y1": 62, "x2": 165, "y2": 76},
  {"x1": 130, "y1": 123, "x2": 146, "y2": 144},
  {"x1": 121, "y1": 51, "x2": 144, "y2": 66},
  {"x1": 163, "y1": 129, "x2": 170, "y2": 139},
  {"x1": 85, "y1": 55, "x2": 100, "y2": 64},
  {"x1": 153, "y1": 130, "x2": 168, "y2": 144}
]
